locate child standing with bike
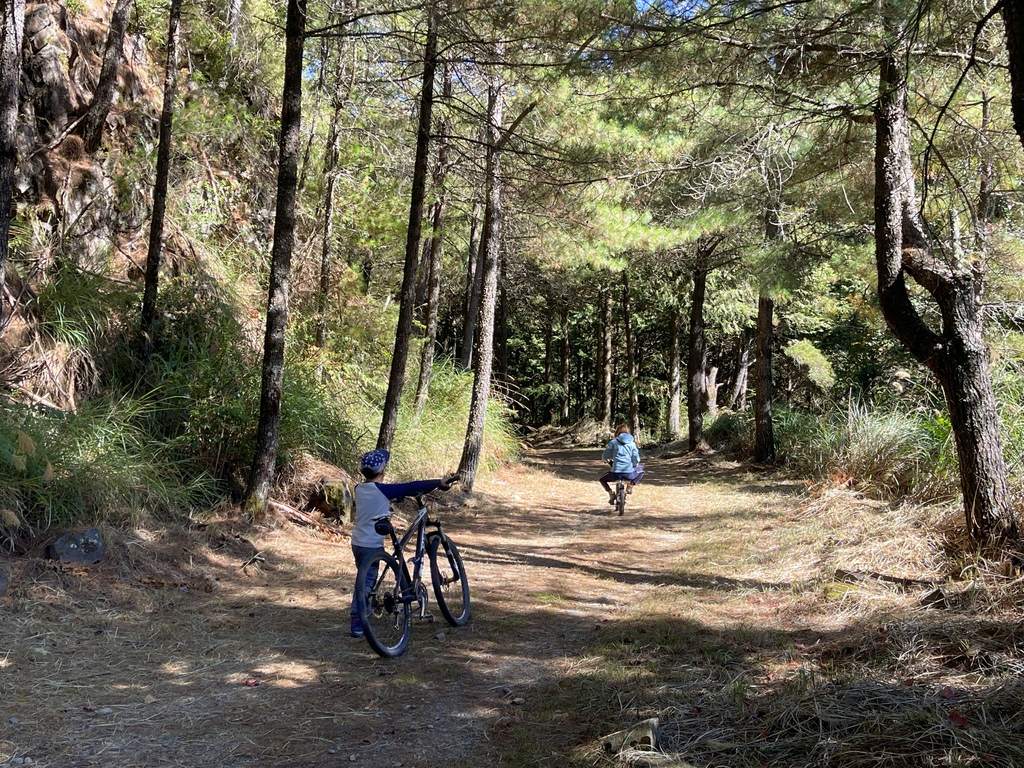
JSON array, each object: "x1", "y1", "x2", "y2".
[
  {"x1": 599, "y1": 425, "x2": 645, "y2": 504},
  {"x1": 349, "y1": 449, "x2": 454, "y2": 638}
]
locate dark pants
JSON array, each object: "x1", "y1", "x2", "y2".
[
  {"x1": 351, "y1": 544, "x2": 384, "y2": 620},
  {"x1": 600, "y1": 465, "x2": 645, "y2": 494}
]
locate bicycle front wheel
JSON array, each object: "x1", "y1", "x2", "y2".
[
  {"x1": 428, "y1": 534, "x2": 470, "y2": 626},
  {"x1": 616, "y1": 482, "x2": 626, "y2": 516},
  {"x1": 356, "y1": 551, "x2": 411, "y2": 657}
]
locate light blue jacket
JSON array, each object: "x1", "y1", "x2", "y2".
[{"x1": 603, "y1": 433, "x2": 640, "y2": 473}]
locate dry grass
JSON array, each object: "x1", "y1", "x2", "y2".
[{"x1": 3, "y1": 448, "x2": 1024, "y2": 768}]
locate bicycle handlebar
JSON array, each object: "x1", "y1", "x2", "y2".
[{"x1": 392, "y1": 474, "x2": 461, "y2": 505}]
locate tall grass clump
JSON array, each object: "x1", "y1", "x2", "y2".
[
  {"x1": 278, "y1": 356, "x2": 361, "y2": 470},
  {"x1": 382, "y1": 357, "x2": 519, "y2": 480},
  {"x1": 992, "y1": 359, "x2": 1024, "y2": 484},
  {"x1": 143, "y1": 274, "x2": 261, "y2": 487},
  {"x1": 0, "y1": 397, "x2": 220, "y2": 528},
  {"x1": 703, "y1": 409, "x2": 751, "y2": 452},
  {"x1": 784, "y1": 402, "x2": 957, "y2": 502}
]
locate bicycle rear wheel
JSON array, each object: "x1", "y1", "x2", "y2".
[
  {"x1": 428, "y1": 534, "x2": 470, "y2": 626},
  {"x1": 615, "y1": 482, "x2": 626, "y2": 516},
  {"x1": 356, "y1": 551, "x2": 411, "y2": 657}
]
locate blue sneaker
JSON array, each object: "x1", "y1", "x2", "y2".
[{"x1": 350, "y1": 617, "x2": 364, "y2": 638}]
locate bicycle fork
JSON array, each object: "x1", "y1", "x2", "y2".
[{"x1": 403, "y1": 503, "x2": 434, "y2": 622}]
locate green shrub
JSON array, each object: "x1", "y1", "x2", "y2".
[
  {"x1": 782, "y1": 403, "x2": 956, "y2": 502},
  {"x1": 703, "y1": 409, "x2": 751, "y2": 451},
  {"x1": 368, "y1": 356, "x2": 520, "y2": 481},
  {"x1": 0, "y1": 397, "x2": 219, "y2": 528}
]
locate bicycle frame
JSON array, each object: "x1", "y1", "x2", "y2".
[{"x1": 381, "y1": 496, "x2": 446, "y2": 620}]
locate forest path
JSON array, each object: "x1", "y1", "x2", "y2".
[{"x1": 2, "y1": 448, "x2": 838, "y2": 768}]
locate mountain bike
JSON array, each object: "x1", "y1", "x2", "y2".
[
  {"x1": 355, "y1": 478, "x2": 469, "y2": 658},
  {"x1": 606, "y1": 460, "x2": 629, "y2": 516},
  {"x1": 614, "y1": 475, "x2": 628, "y2": 516}
]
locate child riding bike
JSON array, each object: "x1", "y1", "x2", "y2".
[{"x1": 599, "y1": 425, "x2": 645, "y2": 505}]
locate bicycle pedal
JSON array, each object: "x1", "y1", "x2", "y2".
[{"x1": 418, "y1": 612, "x2": 436, "y2": 623}]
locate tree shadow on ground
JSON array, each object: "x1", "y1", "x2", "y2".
[
  {"x1": 523, "y1": 446, "x2": 806, "y2": 493},
  {"x1": 3, "y1": 451, "x2": 1020, "y2": 768}
]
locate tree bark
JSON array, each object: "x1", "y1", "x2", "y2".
[
  {"x1": 496, "y1": 257, "x2": 508, "y2": 380},
  {"x1": 414, "y1": 234, "x2": 431, "y2": 326},
  {"x1": 227, "y1": 0, "x2": 244, "y2": 50},
  {"x1": 244, "y1": 0, "x2": 306, "y2": 513},
  {"x1": 687, "y1": 266, "x2": 708, "y2": 451},
  {"x1": 377, "y1": 2, "x2": 438, "y2": 451},
  {"x1": 754, "y1": 201, "x2": 782, "y2": 463},
  {"x1": 702, "y1": 365, "x2": 719, "y2": 416},
  {"x1": 0, "y1": 0, "x2": 25, "y2": 332},
  {"x1": 316, "y1": 34, "x2": 356, "y2": 351},
  {"x1": 559, "y1": 306, "x2": 570, "y2": 424},
  {"x1": 728, "y1": 330, "x2": 753, "y2": 410},
  {"x1": 875, "y1": 49, "x2": 1016, "y2": 544},
  {"x1": 753, "y1": 294, "x2": 775, "y2": 462},
  {"x1": 458, "y1": 68, "x2": 504, "y2": 491},
  {"x1": 413, "y1": 74, "x2": 451, "y2": 419},
  {"x1": 1002, "y1": 0, "x2": 1024, "y2": 150},
  {"x1": 459, "y1": 199, "x2": 483, "y2": 369},
  {"x1": 666, "y1": 305, "x2": 681, "y2": 438},
  {"x1": 599, "y1": 287, "x2": 612, "y2": 430},
  {"x1": 140, "y1": 0, "x2": 183, "y2": 369},
  {"x1": 412, "y1": 196, "x2": 445, "y2": 418},
  {"x1": 622, "y1": 271, "x2": 638, "y2": 434},
  {"x1": 80, "y1": 0, "x2": 132, "y2": 152}
]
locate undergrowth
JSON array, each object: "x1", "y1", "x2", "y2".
[
  {"x1": 0, "y1": 262, "x2": 519, "y2": 529},
  {"x1": 703, "y1": 404, "x2": 958, "y2": 504}
]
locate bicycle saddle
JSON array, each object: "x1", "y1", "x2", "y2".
[{"x1": 374, "y1": 517, "x2": 395, "y2": 535}]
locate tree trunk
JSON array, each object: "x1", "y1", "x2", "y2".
[
  {"x1": 976, "y1": 93, "x2": 994, "y2": 238},
  {"x1": 140, "y1": 0, "x2": 182, "y2": 369},
  {"x1": 687, "y1": 266, "x2": 708, "y2": 451},
  {"x1": 377, "y1": 2, "x2": 438, "y2": 451},
  {"x1": 1002, "y1": 1, "x2": 1024, "y2": 150},
  {"x1": 459, "y1": 199, "x2": 483, "y2": 369},
  {"x1": 413, "y1": 75, "x2": 451, "y2": 419},
  {"x1": 0, "y1": 0, "x2": 25, "y2": 332},
  {"x1": 666, "y1": 305, "x2": 681, "y2": 438},
  {"x1": 543, "y1": 306, "x2": 554, "y2": 423},
  {"x1": 244, "y1": 0, "x2": 306, "y2": 513},
  {"x1": 754, "y1": 202, "x2": 782, "y2": 463},
  {"x1": 316, "y1": 35, "x2": 356, "y2": 351},
  {"x1": 728, "y1": 330, "x2": 753, "y2": 410},
  {"x1": 458, "y1": 68, "x2": 503, "y2": 491},
  {"x1": 496, "y1": 257, "x2": 508, "y2": 380},
  {"x1": 753, "y1": 294, "x2": 775, "y2": 463},
  {"x1": 875, "y1": 49, "x2": 1016, "y2": 544},
  {"x1": 414, "y1": 234, "x2": 431, "y2": 326},
  {"x1": 80, "y1": 0, "x2": 132, "y2": 152},
  {"x1": 598, "y1": 287, "x2": 612, "y2": 430},
  {"x1": 622, "y1": 272, "x2": 638, "y2": 434},
  {"x1": 703, "y1": 365, "x2": 719, "y2": 416},
  {"x1": 412, "y1": 196, "x2": 445, "y2": 418},
  {"x1": 559, "y1": 306, "x2": 570, "y2": 424},
  {"x1": 227, "y1": 0, "x2": 244, "y2": 50}
]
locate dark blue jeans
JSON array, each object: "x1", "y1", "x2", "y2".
[
  {"x1": 600, "y1": 464, "x2": 645, "y2": 494},
  {"x1": 351, "y1": 544, "x2": 384, "y2": 620}
]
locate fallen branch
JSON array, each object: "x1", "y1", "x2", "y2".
[
  {"x1": 835, "y1": 568, "x2": 935, "y2": 590},
  {"x1": 268, "y1": 499, "x2": 348, "y2": 541}
]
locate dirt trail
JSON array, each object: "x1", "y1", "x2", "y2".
[{"x1": 0, "y1": 449, "x2": 849, "y2": 767}]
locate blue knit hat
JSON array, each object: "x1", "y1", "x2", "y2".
[{"x1": 360, "y1": 449, "x2": 390, "y2": 474}]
